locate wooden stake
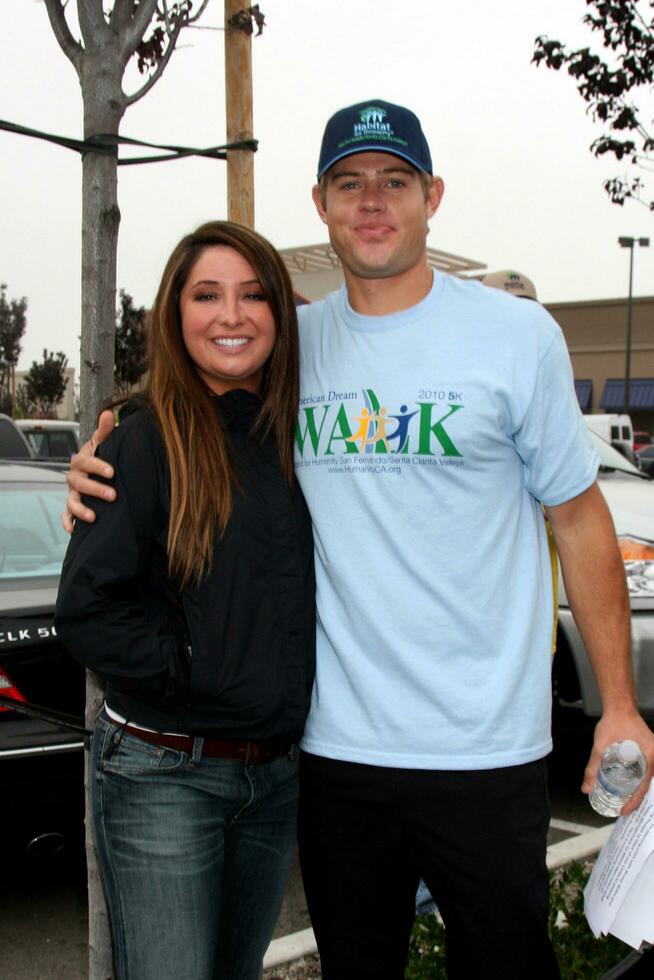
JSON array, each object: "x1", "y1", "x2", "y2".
[{"x1": 225, "y1": 1, "x2": 255, "y2": 228}]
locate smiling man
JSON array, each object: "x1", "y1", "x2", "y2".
[
  {"x1": 292, "y1": 100, "x2": 654, "y2": 980},
  {"x1": 65, "y1": 99, "x2": 654, "y2": 980}
]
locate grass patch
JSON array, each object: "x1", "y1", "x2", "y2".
[{"x1": 406, "y1": 861, "x2": 632, "y2": 979}]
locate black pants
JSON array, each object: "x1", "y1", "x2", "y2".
[{"x1": 298, "y1": 752, "x2": 560, "y2": 980}]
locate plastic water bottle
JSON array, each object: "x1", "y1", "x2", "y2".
[{"x1": 589, "y1": 740, "x2": 646, "y2": 818}]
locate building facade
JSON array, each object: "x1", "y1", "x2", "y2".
[{"x1": 545, "y1": 296, "x2": 654, "y2": 434}]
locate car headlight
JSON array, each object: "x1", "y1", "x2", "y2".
[{"x1": 618, "y1": 537, "x2": 654, "y2": 598}]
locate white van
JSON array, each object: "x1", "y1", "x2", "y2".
[
  {"x1": 15, "y1": 419, "x2": 79, "y2": 463},
  {"x1": 583, "y1": 414, "x2": 633, "y2": 454}
]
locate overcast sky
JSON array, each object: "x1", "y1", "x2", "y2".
[{"x1": 1, "y1": 0, "x2": 652, "y2": 375}]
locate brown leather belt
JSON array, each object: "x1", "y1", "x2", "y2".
[{"x1": 123, "y1": 724, "x2": 295, "y2": 765}]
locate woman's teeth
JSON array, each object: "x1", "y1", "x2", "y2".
[{"x1": 214, "y1": 338, "x2": 249, "y2": 347}]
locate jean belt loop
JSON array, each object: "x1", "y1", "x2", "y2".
[
  {"x1": 105, "y1": 720, "x2": 128, "y2": 761},
  {"x1": 190, "y1": 736, "x2": 204, "y2": 767}
]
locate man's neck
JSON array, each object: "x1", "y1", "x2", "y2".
[{"x1": 343, "y1": 262, "x2": 433, "y2": 317}]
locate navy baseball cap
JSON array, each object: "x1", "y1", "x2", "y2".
[{"x1": 317, "y1": 99, "x2": 433, "y2": 179}]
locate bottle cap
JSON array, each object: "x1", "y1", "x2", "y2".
[{"x1": 618, "y1": 740, "x2": 641, "y2": 764}]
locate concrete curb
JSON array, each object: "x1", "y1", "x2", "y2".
[
  {"x1": 546, "y1": 824, "x2": 612, "y2": 871},
  {"x1": 264, "y1": 927, "x2": 317, "y2": 969},
  {"x1": 264, "y1": 822, "x2": 613, "y2": 969}
]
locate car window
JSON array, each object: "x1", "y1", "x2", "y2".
[
  {"x1": 48, "y1": 430, "x2": 78, "y2": 457},
  {"x1": 22, "y1": 429, "x2": 78, "y2": 459},
  {"x1": 0, "y1": 483, "x2": 69, "y2": 580},
  {"x1": 24, "y1": 431, "x2": 47, "y2": 456}
]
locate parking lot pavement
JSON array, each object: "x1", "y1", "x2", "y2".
[
  {"x1": 0, "y1": 845, "x2": 310, "y2": 980},
  {"x1": 263, "y1": 952, "x2": 322, "y2": 979},
  {"x1": 0, "y1": 851, "x2": 87, "y2": 980},
  {"x1": 273, "y1": 849, "x2": 312, "y2": 938}
]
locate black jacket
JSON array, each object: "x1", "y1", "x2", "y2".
[{"x1": 55, "y1": 391, "x2": 315, "y2": 741}]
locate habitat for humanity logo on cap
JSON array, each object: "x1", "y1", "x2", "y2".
[
  {"x1": 317, "y1": 99, "x2": 433, "y2": 178},
  {"x1": 354, "y1": 105, "x2": 391, "y2": 136}
]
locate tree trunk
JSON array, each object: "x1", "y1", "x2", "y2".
[
  {"x1": 41, "y1": 4, "x2": 212, "y2": 977},
  {"x1": 80, "y1": 58, "x2": 125, "y2": 980},
  {"x1": 79, "y1": 86, "x2": 122, "y2": 441},
  {"x1": 225, "y1": 0, "x2": 255, "y2": 227}
]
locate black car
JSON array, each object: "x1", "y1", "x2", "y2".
[
  {"x1": 637, "y1": 444, "x2": 654, "y2": 478},
  {"x1": 0, "y1": 462, "x2": 85, "y2": 858}
]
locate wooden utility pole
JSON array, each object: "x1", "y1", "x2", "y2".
[{"x1": 225, "y1": 1, "x2": 255, "y2": 227}]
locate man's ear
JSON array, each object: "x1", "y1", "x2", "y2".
[
  {"x1": 312, "y1": 183, "x2": 328, "y2": 224},
  {"x1": 426, "y1": 176, "x2": 445, "y2": 219}
]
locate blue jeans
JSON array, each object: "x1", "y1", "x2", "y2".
[{"x1": 91, "y1": 711, "x2": 299, "y2": 980}]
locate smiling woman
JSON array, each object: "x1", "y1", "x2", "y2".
[
  {"x1": 144, "y1": 221, "x2": 301, "y2": 588},
  {"x1": 179, "y1": 245, "x2": 277, "y2": 396},
  {"x1": 54, "y1": 221, "x2": 315, "y2": 980}
]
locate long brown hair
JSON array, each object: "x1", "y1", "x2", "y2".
[{"x1": 145, "y1": 220, "x2": 299, "y2": 589}]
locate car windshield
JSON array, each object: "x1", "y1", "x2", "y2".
[
  {"x1": 0, "y1": 483, "x2": 70, "y2": 580},
  {"x1": 24, "y1": 429, "x2": 78, "y2": 459},
  {"x1": 588, "y1": 430, "x2": 645, "y2": 477}
]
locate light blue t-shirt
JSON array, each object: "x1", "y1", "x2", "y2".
[{"x1": 295, "y1": 273, "x2": 598, "y2": 770}]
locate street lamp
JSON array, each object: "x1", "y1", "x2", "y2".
[{"x1": 618, "y1": 236, "x2": 650, "y2": 416}]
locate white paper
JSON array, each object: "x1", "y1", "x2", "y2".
[
  {"x1": 608, "y1": 851, "x2": 654, "y2": 948},
  {"x1": 584, "y1": 782, "x2": 654, "y2": 948}
]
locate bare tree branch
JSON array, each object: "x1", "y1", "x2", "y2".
[
  {"x1": 161, "y1": 0, "x2": 173, "y2": 35},
  {"x1": 632, "y1": 2, "x2": 654, "y2": 37},
  {"x1": 188, "y1": 0, "x2": 211, "y2": 25},
  {"x1": 77, "y1": 0, "x2": 110, "y2": 46},
  {"x1": 124, "y1": 15, "x2": 184, "y2": 105},
  {"x1": 118, "y1": 0, "x2": 159, "y2": 61},
  {"x1": 42, "y1": 0, "x2": 84, "y2": 71},
  {"x1": 110, "y1": 0, "x2": 138, "y2": 32}
]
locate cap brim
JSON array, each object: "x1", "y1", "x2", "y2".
[{"x1": 318, "y1": 145, "x2": 431, "y2": 178}]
